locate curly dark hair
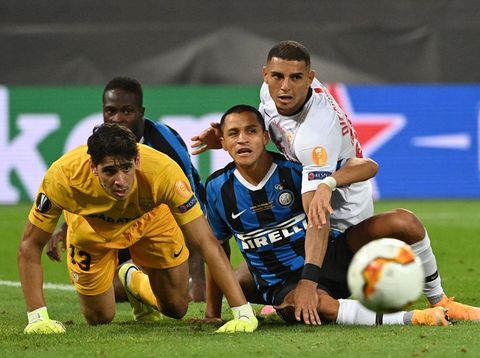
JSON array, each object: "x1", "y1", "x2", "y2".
[{"x1": 87, "y1": 123, "x2": 138, "y2": 166}]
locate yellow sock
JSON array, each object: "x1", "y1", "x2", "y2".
[{"x1": 130, "y1": 270, "x2": 159, "y2": 309}]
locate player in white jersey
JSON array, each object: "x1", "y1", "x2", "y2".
[
  {"x1": 260, "y1": 78, "x2": 372, "y2": 233},
  {"x1": 191, "y1": 40, "x2": 480, "y2": 323}
]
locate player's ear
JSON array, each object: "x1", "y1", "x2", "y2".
[
  {"x1": 307, "y1": 70, "x2": 315, "y2": 86},
  {"x1": 89, "y1": 159, "x2": 98, "y2": 176},
  {"x1": 134, "y1": 154, "x2": 140, "y2": 167},
  {"x1": 220, "y1": 135, "x2": 228, "y2": 151},
  {"x1": 263, "y1": 130, "x2": 269, "y2": 146},
  {"x1": 262, "y1": 66, "x2": 268, "y2": 82},
  {"x1": 140, "y1": 106, "x2": 145, "y2": 116}
]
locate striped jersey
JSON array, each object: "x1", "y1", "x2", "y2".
[
  {"x1": 143, "y1": 118, "x2": 206, "y2": 213},
  {"x1": 206, "y1": 152, "x2": 306, "y2": 296}
]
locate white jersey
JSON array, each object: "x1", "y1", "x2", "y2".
[{"x1": 259, "y1": 79, "x2": 373, "y2": 232}]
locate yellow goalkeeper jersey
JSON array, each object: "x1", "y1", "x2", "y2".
[{"x1": 28, "y1": 144, "x2": 202, "y2": 239}]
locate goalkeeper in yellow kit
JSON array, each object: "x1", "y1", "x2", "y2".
[{"x1": 18, "y1": 123, "x2": 257, "y2": 334}]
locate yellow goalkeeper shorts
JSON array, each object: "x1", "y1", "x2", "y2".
[{"x1": 65, "y1": 205, "x2": 189, "y2": 296}]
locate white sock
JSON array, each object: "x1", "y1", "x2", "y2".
[
  {"x1": 410, "y1": 231, "x2": 444, "y2": 303},
  {"x1": 125, "y1": 265, "x2": 138, "y2": 289},
  {"x1": 336, "y1": 299, "x2": 405, "y2": 325}
]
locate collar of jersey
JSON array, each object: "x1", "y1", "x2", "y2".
[{"x1": 233, "y1": 162, "x2": 277, "y2": 191}]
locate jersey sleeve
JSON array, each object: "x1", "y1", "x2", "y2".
[
  {"x1": 147, "y1": 120, "x2": 207, "y2": 213},
  {"x1": 154, "y1": 159, "x2": 203, "y2": 226},
  {"x1": 27, "y1": 164, "x2": 66, "y2": 233},
  {"x1": 166, "y1": 125, "x2": 207, "y2": 213},
  {"x1": 259, "y1": 82, "x2": 275, "y2": 129},
  {"x1": 259, "y1": 82, "x2": 270, "y2": 105},
  {"x1": 205, "y1": 179, "x2": 231, "y2": 241},
  {"x1": 295, "y1": 113, "x2": 343, "y2": 194}
]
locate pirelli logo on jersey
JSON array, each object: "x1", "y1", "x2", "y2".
[
  {"x1": 178, "y1": 195, "x2": 197, "y2": 213},
  {"x1": 236, "y1": 213, "x2": 307, "y2": 251}
]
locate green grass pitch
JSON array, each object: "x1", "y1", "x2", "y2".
[{"x1": 1, "y1": 201, "x2": 479, "y2": 357}]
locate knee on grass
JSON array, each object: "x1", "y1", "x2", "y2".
[
  {"x1": 158, "y1": 298, "x2": 188, "y2": 319},
  {"x1": 84, "y1": 310, "x2": 115, "y2": 325}
]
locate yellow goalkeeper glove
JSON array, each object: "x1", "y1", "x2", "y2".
[
  {"x1": 216, "y1": 303, "x2": 258, "y2": 333},
  {"x1": 24, "y1": 306, "x2": 66, "y2": 334}
]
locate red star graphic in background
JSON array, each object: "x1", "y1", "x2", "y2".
[{"x1": 325, "y1": 84, "x2": 406, "y2": 157}]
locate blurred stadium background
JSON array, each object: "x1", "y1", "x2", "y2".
[{"x1": 1, "y1": 0, "x2": 480, "y2": 202}]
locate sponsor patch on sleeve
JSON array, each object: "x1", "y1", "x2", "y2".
[
  {"x1": 307, "y1": 171, "x2": 332, "y2": 181},
  {"x1": 175, "y1": 180, "x2": 193, "y2": 198},
  {"x1": 311, "y1": 146, "x2": 328, "y2": 166},
  {"x1": 35, "y1": 193, "x2": 52, "y2": 213},
  {"x1": 178, "y1": 195, "x2": 198, "y2": 213}
]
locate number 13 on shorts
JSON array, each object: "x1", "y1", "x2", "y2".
[{"x1": 69, "y1": 244, "x2": 92, "y2": 271}]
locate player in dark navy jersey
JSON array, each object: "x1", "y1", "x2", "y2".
[
  {"x1": 204, "y1": 104, "x2": 450, "y2": 327},
  {"x1": 142, "y1": 118, "x2": 206, "y2": 213},
  {"x1": 46, "y1": 77, "x2": 206, "y2": 302}
]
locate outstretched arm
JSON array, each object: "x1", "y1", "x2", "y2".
[
  {"x1": 332, "y1": 157, "x2": 378, "y2": 186},
  {"x1": 18, "y1": 222, "x2": 51, "y2": 310},
  {"x1": 181, "y1": 216, "x2": 257, "y2": 332},
  {"x1": 205, "y1": 240, "x2": 231, "y2": 321},
  {"x1": 293, "y1": 157, "x2": 378, "y2": 324},
  {"x1": 289, "y1": 195, "x2": 330, "y2": 325},
  {"x1": 18, "y1": 221, "x2": 65, "y2": 334},
  {"x1": 181, "y1": 216, "x2": 245, "y2": 307},
  {"x1": 190, "y1": 122, "x2": 222, "y2": 155}
]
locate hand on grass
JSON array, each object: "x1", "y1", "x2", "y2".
[{"x1": 24, "y1": 307, "x2": 65, "y2": 334}]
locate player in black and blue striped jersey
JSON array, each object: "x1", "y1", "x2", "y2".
[
  {"x1": 141, "y1": 117, "x2": 206, "y2": 214},
  {"x1": 206, "y1": 147, "x2": 306, "y2": 301},
  {"x1": 204, "y1": 104, "x2": 450, "y2": 327}
]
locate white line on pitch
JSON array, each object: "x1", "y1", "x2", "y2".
[{"x1": 0, "y1": 280, "x2": 75, "y2": 291}]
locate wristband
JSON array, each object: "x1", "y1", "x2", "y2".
[
  {"x1": 319, "y1": 176, "x2": 336, "y2": 191},
  {"x1": 27, "y1": 306, "x2": 49, "y2": 324},
  {"x1": 231, "y1": 303, "x2": 255, "y2": 320},
  {"x1": 301, "y1": 263, "x2": 322, "y2": 283}
]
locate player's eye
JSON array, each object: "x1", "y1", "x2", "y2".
[
  {"x1": 122, "y1": 163, "x2": 134, "y2": 172},
  {"x1": 103, "y1": 168, "x2": 116, "y2": 175}
]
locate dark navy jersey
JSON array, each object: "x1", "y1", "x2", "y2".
[
  {"x1": 143, "y1": 118, "x2": 206, "y2": 213},
  {"x1": 206, "y1": 152, "x2": 306, "y2": 297}
]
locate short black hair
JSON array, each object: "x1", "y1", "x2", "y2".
[
  {"x1": 87, "y1": 123, "x2": 138, "y2": 166},
  {"x1": 267, "y1": 40, "x2": 311, "y2": 68},
  {"x1": 220, "y1": 104, "x2": 266, "y2": 131},
  {"x1": 103, "y1": 77, "x2": 143, "y2": 106}
]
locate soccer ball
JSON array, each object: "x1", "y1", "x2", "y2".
[{"x1": 347, "y1": 238, "x2": 424, "y2": 313}]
